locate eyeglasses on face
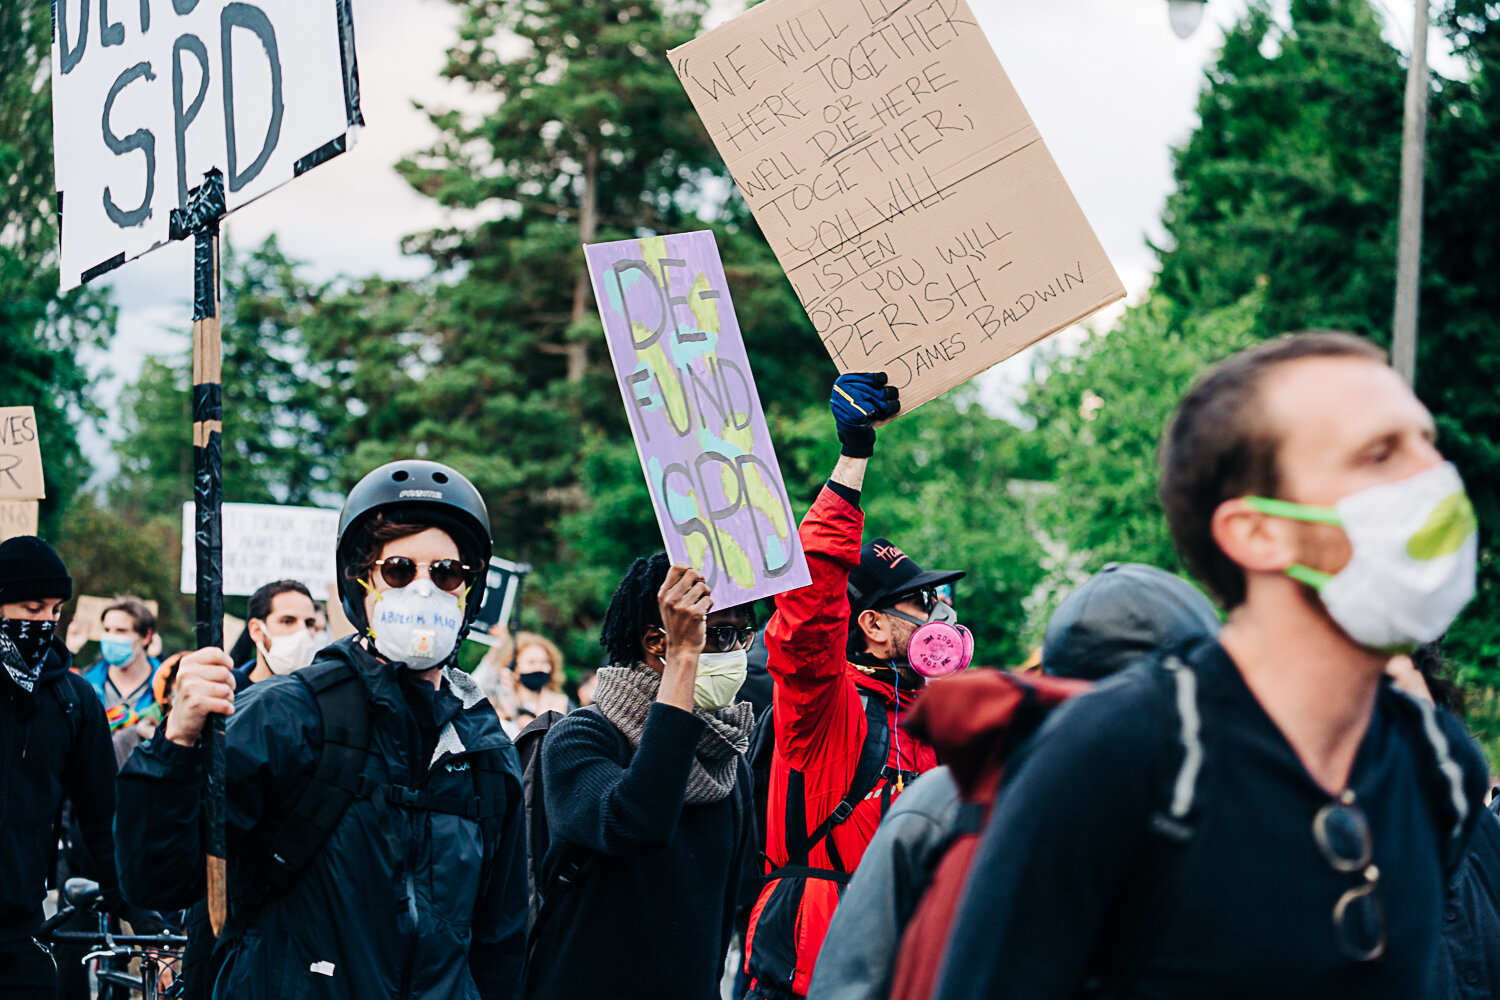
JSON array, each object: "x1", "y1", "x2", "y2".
[
  {"x1": 1314, "y1": 791, "x2": 1386, "y2": 962},
  {"x1": 890, "y1": 587, "x2": 941, "y2": 615},
  {"x1": 653, "y1": 624, "x2": 758, "y2": 653},
  {"x1": 373, "y1": 557, "x2": 473, "y2": 593}
]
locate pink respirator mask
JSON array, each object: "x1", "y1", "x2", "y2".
[{"x1": 887, "y1": 605, "x2": 973, "y2": 678}]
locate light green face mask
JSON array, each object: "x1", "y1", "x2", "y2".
[{"x1": 1241, "y1": 462, "x2": 1477, "y2": 652}]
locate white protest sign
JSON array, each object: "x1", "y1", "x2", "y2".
[
  {"x1": 670, "y1": 0, "x2": 1126, "y2": 412},
  {"x1": 180, "y1": 501, "x2": 339, "y2": 597},
  {"x1": 0, "y1": 502, "x2": 39, "y2": 542},
  {"x1": 52, "y1": 0, "x2": 362, "y2": 289}
]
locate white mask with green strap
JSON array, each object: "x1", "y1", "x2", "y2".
[{"x1": 1244, "y1": 461, "x2": 1478, "y2": 653}]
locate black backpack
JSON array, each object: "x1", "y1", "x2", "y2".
[
  {"x1": 515, "y1": 705, "x2": 629, "y2": 939},
  {"x1": 1081, "y1": 647, "x2": 1478, "y2": 998},
  {"x1": 241, "y1": 660, "x2": 512, "y2": 919}
]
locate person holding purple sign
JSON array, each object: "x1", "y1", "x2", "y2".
[{"x1": 523, "y1": 555, "x2": 755, "y2": 1000}]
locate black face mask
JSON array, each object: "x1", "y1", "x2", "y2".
[
  {"x1": 0, "y1": 618, "x2": 57, "y2": 693},
  {"x1": 518, "y1": 670, "x2": 551, "y2": 693}
]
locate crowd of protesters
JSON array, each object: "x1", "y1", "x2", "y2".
[{"x1": 3, "y1": 333, "x2": 1500, "y2": 1000}]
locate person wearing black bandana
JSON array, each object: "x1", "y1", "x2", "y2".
[
  {"x1": 741, "y1": 374, "x2": 967, "y2": 1000},
  {"x1": 0, "y1": 537, "x2": 135, "y2": 999}
]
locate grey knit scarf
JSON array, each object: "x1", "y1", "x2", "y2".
[{"x1": 592, "y1": 661, "x2": 754, "y2": 805}]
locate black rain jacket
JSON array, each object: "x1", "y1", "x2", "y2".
[
  {"x1": 115, "y1": 637, "x2": 528, "y2": 1000},
  {"x1": 0, "y1": 637, "x2": 124, "y2": 941}
]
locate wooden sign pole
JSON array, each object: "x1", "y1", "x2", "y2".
[{"x1": 183, "y1": 171, "x2": 229, "y2": 937}]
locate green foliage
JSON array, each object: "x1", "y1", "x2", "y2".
[
  {"x1": 0, "y1": 0, "x2": 113, "y2": 530},
  {"x1": 113, "y1": 237, "x2": 341, "y2": 511},
  {"x1": 312, "y1": 0, "x2": 823, "y2": 665}
]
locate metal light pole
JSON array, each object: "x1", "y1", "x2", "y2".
[
  {"x1": 1392, "y1": 0, "x2": 1430, "y2": 386},
  {"x1": 1166, "y1": 0, "x2": 1429, "y2": 385}
]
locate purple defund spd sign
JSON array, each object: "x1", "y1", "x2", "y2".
[{"x1": 586, "y1": 231, "x2": 812, "y2": 606}]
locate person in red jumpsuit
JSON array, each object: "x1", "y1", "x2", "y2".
[{"x1": 743, "y1": 373, "x2": 966, "y2": 1000}]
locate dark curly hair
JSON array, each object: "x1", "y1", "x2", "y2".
[{"x1": 600, "y1": 552, "x2": 671, "y2": 667}]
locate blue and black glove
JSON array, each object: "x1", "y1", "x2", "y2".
[{"x1": 831, "y1": 373, "x2": 900, "y2": 458}]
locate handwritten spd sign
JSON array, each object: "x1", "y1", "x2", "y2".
[
  {"x1": 670, "y1": 0, "x2": 1126, "y2": 413},
  {"x1": 586, "y1": 231, "x2": 812, "y2": 606},
  {"x1": 52, "y1": 1, "x2": 363, "y2": 290},
  {"x1": 181, "y1": 501, "x2": 339, "y2": 597},
  {"x1": 0, "y1": 408, "x2": 46, "y2": 501}
]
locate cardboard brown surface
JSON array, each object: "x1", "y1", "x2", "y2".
[
  {"x1": 74, "y1": 595, "x2": 162, "y2": 642},
  {"x1": 326, "y1": 584, "x2": 357, "y2": 641},
  {"x1": 0, "y1": 501, "x2": 38, "y2": 542},
  {"x1": 0, "y1": 408, "x2": 45, "y2": 500},
  {"x1": 670, "y1": 0, "x2": 1125, "y2": 411}
]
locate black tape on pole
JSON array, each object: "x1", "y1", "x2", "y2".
[
  {"x1": 335, "y1": 0, "x2": 365, "y2": 127},
  {"x1": 187, "y1": 168, "x2": 228, "y2": 888}
]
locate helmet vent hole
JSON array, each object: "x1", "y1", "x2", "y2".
[
  {"x1": 433, "y1": 471, "x2": 449, "y2": 484},
  {"x1": 392, "y1": 470, "x2": 410, "y2": 482}
]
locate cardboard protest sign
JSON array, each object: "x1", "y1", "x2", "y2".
[
  {"x1": 325, "y1": 584, "x2": 356, "y2": 640},
  {"x1": 180, "y1": 502, "x2": 339, "y2": 597},
  {"x1": 73, "y1": 595, "x2": 162, "y2": 642},
  {"x1": 0, "y1": 408, "x2": 46, "y2": 501},
  {"x1": 0, "y1": 502, "x2": 39, "y2": 542},
  {"x1": 51, "y1": 0, "x2": 363, "y2": 290},
  {"x1": 586, "y1": 231, "x2": 812, "y2": 605},
  {"x1": 670, "y1": 0, "x2": 1125, "y2": 412},
  {"x1": 466, "y1": 557, "x2": 531, "y2": 647}
]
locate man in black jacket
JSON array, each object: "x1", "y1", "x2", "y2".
[
  {"x1": 935, "y1": 333, "x2": 1490, "y2": 1000},
  {"x1": 116, "y1": 461, "x2": 528, "y2": 1000},
  {"x1": 0, "y1": 537, "x2": 130, "y2": 999}
]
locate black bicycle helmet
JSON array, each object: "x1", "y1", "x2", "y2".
[{"x1": 335, "y1": 460, "x2": 492, "y2": 634}]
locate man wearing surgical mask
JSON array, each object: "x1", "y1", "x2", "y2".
[
  {"x1": 232, "y1": 580, "x2": 318, "y2": 688},
  {"x1": 936, "y1": 333, "x2": 1490, "y2": 1000},
  {"x1": 523, "y1": 553, "x2": 754, "y2": 1000}
]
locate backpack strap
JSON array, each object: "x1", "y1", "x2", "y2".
[
  {"x1": 785, "y1": 689, "x2": 893, "y2": 872},
  {"x1": 1385, "y1": 687, "x2": 1473, "y2": 876},
  {"x1": 241, "y1": 661, "x2": 371, "y2": 920},
  {"x1": 1084, "y1": 652, "x2": 1207, "y2": 999}
]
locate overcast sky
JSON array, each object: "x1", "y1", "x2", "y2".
[{"x1": 82, "y1": 0, "x2": 1449, "y2": 468}]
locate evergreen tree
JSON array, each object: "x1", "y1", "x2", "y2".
[
  {"x1": 324, "y1": 0, "x2": 824, "y2": 647},
  {"x1": 1, "y1": 0, "x2": 114, "y2": 529}
]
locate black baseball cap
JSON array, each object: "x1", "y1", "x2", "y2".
[{"x1": 847, "y1": 537, "x2": 965, "y2": 615}]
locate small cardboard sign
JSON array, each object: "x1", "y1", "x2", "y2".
[
  {"x1": 181, "y1": 502, "x2": 340, "y2": 598},
  {"x1": 586, "y1": 230, "x2": 813, "y2": 606},
  {"x1": 73, "y1": 595, "x2": 162, "y2": 642},
  {"x1": 466, "y1": 557, "x2": 531, "y2": 647},
  {"x1": 670, "y1": 0, "x2": 1126, "y2": 412},
  {"x1": 51, "y1": 0, "x2": 363, "y2": 290},
  {"x1": 0, "y1": 501, "x2": 39, "y2": 542},
  {"x1": 0, "y1": 408, "x2": 46, "y2": 501}
]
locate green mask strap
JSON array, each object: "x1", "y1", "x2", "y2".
[
  {"x1": 1243, "y1": 497, "x2": 1341, "y2": 591},
  {"x1": 1242, "y1": 496, "x2": 1343, "y2": 526}
]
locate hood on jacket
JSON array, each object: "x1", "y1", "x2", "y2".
[
  {"x1": 902, "y1": 671, "x2": 1089, "y2": 797},
  {"x1": 1042, "y1": 563, "x2": 1220, "y2": 682}
]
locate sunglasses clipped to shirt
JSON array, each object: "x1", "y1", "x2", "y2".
[
  {"x1": 1314, "y1": 790, "x2": 1386, "y2": 962},
  {"x1": 373, "y1": 557, "x2": 474, "y2": 593}
]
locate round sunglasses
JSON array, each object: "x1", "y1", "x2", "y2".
[
  {"x1": 1314, "y1": 791, "x2": 1386, "y2": 962},
  {"x1": 373, "y1": 557, "x2": 474, "y2": 593}
]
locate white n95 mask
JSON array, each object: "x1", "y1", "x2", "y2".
[
  {"x1": 1245, "y1": 461, "x2": 1478, "y2": 652},
  {"x1": 263, "y1": 628, "x2": 314, "y2": 676},
  {"x1": 368, "y1": 578, "x2": 464, "y2": 670}
]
